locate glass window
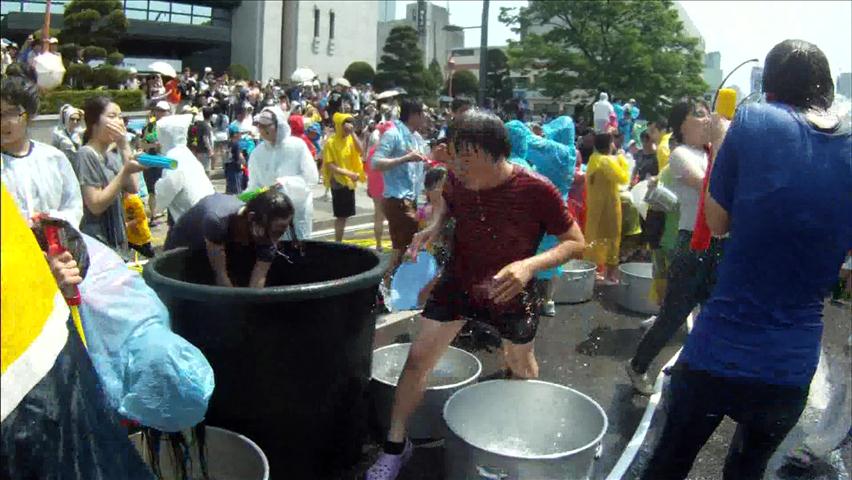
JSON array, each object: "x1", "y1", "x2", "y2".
[
  {"x1": 171, "y1": 13, "x2": 191, "y2": 24},
  {"x1": 148, "y1": 0, "x2": 169, "y2": 12},
  {"x1": 329, "y1": 10, "x2": 335, "y2": 39},
  {"x1": 192, "y1": 5, "x2": 211, "y2": 16},
  {"x1": 313, "y1": 7, "x2": 320, "y2": 37},
  {"x1": 192, "y1": 16, "x2": 210, "y2": 25},
  {"x1": 125, "y1": 9, "x2": 146, "y2": 20},
  {"x1": 171, "y1": 2, "x2": 191, "y2": 14},
  {"x1": 23, "y1": 1, "x2": 47, "y2": 13},
  {"x1": 148, "y1": 10, "x2": 168, "y2": 21},
  {"x1": 1, "y1": 1, "x2": 22, "y2": 16},
  {"x1": 125, "y1": 0, "x2": 147, "y2": 9}
]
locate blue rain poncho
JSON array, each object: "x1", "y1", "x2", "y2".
[
  {"x1": 505, "y1": 120, "x2": 534, "y2": 170},
  {"x1": 79, "y1": 233, "x2": 214, "y2": 432},
  {"x1": 529, "y1": 116, "x2": 577, "y2": 280}
]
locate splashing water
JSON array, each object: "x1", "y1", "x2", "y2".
[{"x1": 482, "y1": 435, "x2": 539, "y2": 457}]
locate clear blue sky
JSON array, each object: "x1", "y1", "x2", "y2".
[{"x1": 396, "y1": 1, "x2": 852, "y2": 95}]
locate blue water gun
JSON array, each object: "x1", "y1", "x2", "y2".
[{"x1": 137, "y1": 153, "x2": 178, "y2": 170}]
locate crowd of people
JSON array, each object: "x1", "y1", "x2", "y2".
[{"x1": 1, "y1": 38, "x2": 851, "y2": 480}]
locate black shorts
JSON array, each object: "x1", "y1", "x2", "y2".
[
  {"x1": 331, "y1": 187, "x2": 356, "y2": 218},
  {"x1": 422, "y1": 274, "x2": 546, "y2": 345},
  {"x1": 143, "y1": 166, "x2": 163, "y2": 193}
]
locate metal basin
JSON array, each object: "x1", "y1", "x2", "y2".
[
  {"x1": 443, "y1": 380, "x2": 608, "y2": 480},
  {"x1": 371, "y1": 343, "x2": 482, "y2": 439},
  {"x1": 129, "y1": 426, "x2": 269, "y2": 480},
  {"x1": 618, "y1": 262, "x2": 660, "y2": 315},
  {"x1": 554, "y1": 259, "x2": 596, "y2": 304}
]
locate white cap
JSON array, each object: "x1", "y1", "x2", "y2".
[
  {"x1": 154, "y1": 100, "x2": 171, "y2": 111},
  {"x1": 204, "y1": 67, "x2": 212, "y2": 73}
]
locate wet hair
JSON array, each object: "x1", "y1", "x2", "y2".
[
  {"x1": 400, "y1": 98, "x2": 423, "y2": 123},
  {"x1": 669, "y1": 98, "x2": 709, "y2": 144},
  {"x1": 82, "y1": 95, "x2": 113, "y2": 144},
  {"x1": 594, "y1": 133, "x2": 613, "y2": 153},
  {"x1": 648, "y1": 117, "x2": 669, "y2": 132},
  {"x1": 451, "y1": 97, "x2": 472, "y2": 114},
  {"x1": 763, "y1": 39, "x2": 834, "y2": 110},
  {"x1": 0, "y1": 75, "x2": 39, "y2": 118},
  {"x1": 246, "y1": 186, "x2": 298, "y2": 240},
  {"x1": 640, "y1": 130, "x2": 651, "y2": 142},
  {"x1": 448, "y1": 110, "x2": 511, "y2": 162},
  {"x1": 424, "y1": 166, "x2": 448, "y2": 191},
  {"x1": 202, "y1": 107, "x2": 213, "y2": 120}
]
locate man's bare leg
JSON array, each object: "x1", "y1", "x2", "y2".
[
  {"x1": 502, "y1": 340, "x2": 539, "y2": 380},
  {"x1": 387, "y1": 317, "x2": 466, "y2": 442},
  {"x1": 334, "y1": 217, "x2": 347, "y2": 242}
]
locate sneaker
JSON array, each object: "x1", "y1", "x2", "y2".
[
  {"x1": 365, "y1": 439, "x2": 413, "y2": 480},
  {"x1": 625, "y1": 361, "x2": 655, "y2": 396},
  {"x1": 541, "y1": 300, "x2": 557, "y2": 317},
  {"x1": 640, "y1": 315, "x2": 657, "y2": 329}
]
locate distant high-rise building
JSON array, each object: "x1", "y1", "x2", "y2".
[
  {"x1": 703, "y1": 51, "x2": 723, "y2": 93},
  {"x1": 378, "y1": 0, "x2": 396, "y2": 22},
  {"x1": 837, "y1": 72, "x2": 852, "y2": 99},
  {"x1": 705, "y1": 51, "x2": 721, "y2": 70},
  {"x1": 377, "y1": 1, "x2": 463, "y2": 72},
  {"x1": 750, "y1": 66, "x2": 764, "y2": 95}
]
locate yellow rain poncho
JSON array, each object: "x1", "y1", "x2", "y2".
[
  {"x1": 657, "y1": 132, "x2": 673, "y2": 171},
  {"x1": 322, "y1": 112, "x2": 365, "y2": 190},
  {"x1": 584, "y1": 151, "x2": 630, "y2": 267}
]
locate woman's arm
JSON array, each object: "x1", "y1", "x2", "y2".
[
  {"x1": 205, "y1": 239, "x2": 233, "y2": 287},
  {"x1": 248, "y1": 260, "x2": 272, "y2": 288}
]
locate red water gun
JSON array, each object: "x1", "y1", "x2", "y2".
[{"x1": 43, "y1": 219, "x2": 87, "y2": 347}]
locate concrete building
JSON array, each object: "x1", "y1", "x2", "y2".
[
  {"x1": 750, "y1": 66, "x2": 764, "y2": 94},
  {"x1": 378, "y1": 0, "x2": 396, "y2": 22},
  {"x1": 2, "y1": 0, "x2": 377, "y2": 83},
  {"x1": 837, "y1": 72, "x2": 852, "y2": 99},
  {"x1": 376, "y1": 1, "x2": 463, "y2": 72},
  {"x1": 281, "y1": 1, "x2": 378, "y2": 84},
  {"x1": 703, "y1": 51, "x2": 723, "y2": 91}
]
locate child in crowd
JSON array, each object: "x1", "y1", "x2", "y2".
[
  {"x1": 416, "y1": 166, "x2": 450, "y2": 306},
  {"x1": 123, "y1": 192, "x2": 155, "y2": 259},
  {"x1": 225, "y1": 124, "x2": 245, "y2": 194}
]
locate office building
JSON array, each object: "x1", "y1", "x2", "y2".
[
  {"x1": 377, "y1": 0, "x2": 395, "y2": 22},
  {"x1": 837, "y1": 72, "x2": 852, "y2": 99},
  {"x1": 377, "y1": 1, "x2": 463, "y2": 72},
  {"x1": 2, "y1": 0, "x2": 378, "y2": 82},
  {"x1": 750, "y1": 66, "x2": 764, "y2": 94}
]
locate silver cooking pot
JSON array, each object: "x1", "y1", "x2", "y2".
[
  {"x1": 644, "y1": 184, "x2": 678, "y2": 212},
  {"x1": 554, "y1": 259, "x2": 596, "y2": 304}
]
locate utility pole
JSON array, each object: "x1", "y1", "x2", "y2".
[{"x1": 477, "y1": 0, "x2": 489, "y2": 107}]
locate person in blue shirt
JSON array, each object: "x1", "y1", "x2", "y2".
[
  {"x1": 371, "y1": 99, "x2": 428, "y2": 277},
  {"x1": 640, "y1": 39, "x2": 852, "y2": 480}
]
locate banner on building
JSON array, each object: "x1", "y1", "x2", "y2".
[{"x1": 417, "y1": 0, "x2": 427, "y2": 35}]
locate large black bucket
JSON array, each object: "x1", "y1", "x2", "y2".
[{"x1": 143, "y1": 241, "x2": 386, "y2": 478}]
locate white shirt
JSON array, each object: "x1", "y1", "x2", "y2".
[
  {"x1": 593, "y1": 100, "x2": 614, "y2": 131},
  {"x1": 668, "y1": 144, "x2": 708, "y2": 231},
  {"x1": 350, "y1": 88, "x2": 360, "y2": 111},
  {"x1": 154, "y1": 146, "x2": 215, "y2": 222},
  {"x1": 1, "y1": 140, "x2": 84, "y2": 227}
]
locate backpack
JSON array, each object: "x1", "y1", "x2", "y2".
[{"x1": 187, "y1": 121, "x2": 203, "y2": 151}]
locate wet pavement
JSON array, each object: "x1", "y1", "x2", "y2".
[{"x1": 344, "y1": 291, "x2": 851, "y2": 480}]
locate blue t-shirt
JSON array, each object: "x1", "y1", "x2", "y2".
[
  {"x1": 681, "y1": 102, "x2": 852, "y2": 386},
  {"x1": 372, "y1": 120, "x2": 424, "y2": 201}
]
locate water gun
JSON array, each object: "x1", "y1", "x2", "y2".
[
  {"x1": 691, "y1": 88, "x2": 736, "y2": 251},
  {"x1": 44, "y1": 221, "x2": 87, "y2": 348},
  {"x1": 137, "y1": 153, "x2": 178, "y2": 170},
  {"x1": 238, "y1": 186, "x2": 268, "y2": 202}
]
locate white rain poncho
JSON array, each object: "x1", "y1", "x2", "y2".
[
  {"x1": 247, "y1": 106, "x2": 319, "y2": 239},
  {"x1": 51, "y1": 104, "x2": 82, "y2": 162},
  {"x1": 154, "y1": 114, "x2": 215, "y2": 222},
  {"x1": 1, "y1": 140, "x2": 83, "y2": 227}
]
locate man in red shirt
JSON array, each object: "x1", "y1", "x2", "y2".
[{"x1": 366, "y1": 111, "x2": 586, "y2": 480}]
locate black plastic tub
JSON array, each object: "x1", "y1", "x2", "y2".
[{"x1": 143, "y1": 241, "x2": 387, "y2": 478}]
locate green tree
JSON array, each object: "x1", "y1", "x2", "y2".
[
  {"x1": 227, "y1": 64, "x2": 250, "y2": 81},
  {"x1": 446, "y1": 70, "x2": 478, "y2": 97},
  {"x1": 376, "y1": 26, "x2": 427, "y2": 97},
  {"x1": 59, "y1": 0, "x2": 128, "y2": 53},
  {"x1": 423, "y1": 59, "x2": 444, "y2": 98},
  {"x1": 486, "y1": 49, "x2": 513, "y2": 104},
  {"x1": 500, "y1": 0, "x2": 706, "y2": 120},
  {"x1": 343, "y1": 61, "x2": 376, "y2": 86}
]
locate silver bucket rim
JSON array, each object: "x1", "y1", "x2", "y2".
[
  {"x1": 371, "y1": 343, "x2": 483, "y2": 391},
  {"x1": 564, "y1": 259, "x2": 597, "y2": 274},
  {"x1": 442, "y1": 379, "x2": 609, "y2": 460},
  {"x1": 618, "y1": 262, "x2": 654, "y2": 279}
]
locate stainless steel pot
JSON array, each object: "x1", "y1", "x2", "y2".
[
  {"x1": 618, "y1": 262, "x2": 660, "y2": 315},
  {"x1": 644, "y1": 184, "x2": 678, "y2": 212},
  {"x1": 128, "y1": 426, "x2": 269, "y2": 480},
  {"x1": 443, "y1": 380, "x2": 608, "y2": 480},
  {"x1": 554, "y1": 260, "x2": 596, "y2": 304},
  {"x1": 371, "y1": 343, "x2": 482, "y2": 439}
]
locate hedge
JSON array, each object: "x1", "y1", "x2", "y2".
[{"x1": 39, "y1": 89, "x2": 145, "y2": 115}]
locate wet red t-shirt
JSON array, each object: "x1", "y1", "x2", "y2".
[{"x1": 442, "y1": 165, "x2": 574, "y2": 308}]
